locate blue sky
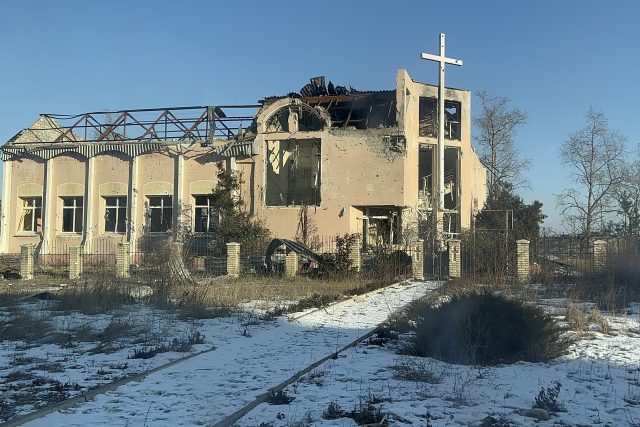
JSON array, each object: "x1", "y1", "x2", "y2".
[{"x1": 1, "y1": 0, "x2": 639, "y2": 229}]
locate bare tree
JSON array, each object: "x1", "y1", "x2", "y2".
[
  {"x1": 556, "y1": 108, "x2": 627, "y2": 240},
  {"x1": 473, "y1": 91, "x2": 529, "y2": 195},
  {"x1": 613, "y1": 150, "x2": 640, "y2": 236}
]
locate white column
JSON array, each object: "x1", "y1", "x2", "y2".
[
  {"x1": 43, "y1": 159, "x2": 55, "y2": 254},
  {"x1": 128, "y1": 156, "x2": 138, "y2": 247},
  {"x1": 175, "y1": 151, "x2": 185, "y2": 238},
  {"x1": 83, "y1": 156, "x2": 95, "y2": 253},
  {"x1": 0, "y1": 160, "x2": 13, "y2": 253}
]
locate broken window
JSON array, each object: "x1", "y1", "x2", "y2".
[
  {"x1": 418, "y1": 98, "x2": 462, "y2": 140},
  {"x1": 193, "y1": 195, "x2": 219, "y2": 233},
  {"x1": 419, "y1": 98, "x2": 437, "y2": 137},
  {"x1": 359, "y1": 207, "x2": 402, "y2": 247},
  {"x1": 148, "y1": 196, "x2": 173, "y2": 232},
  {"x1": 104, "y1": 196, "x2": 127, "y2": 233},
  {"x1": 298, "y1": 108, "x2": 324, "y2": 131},
  {"x1": 418, "y1": 146, "x2": 433, "y2": 208},
  {"x1": 266, "y1": 139, "x2": 321, "y2": 207},
  {"x1": 19, "y1": 197, "x2": 42, "y2": 232},
  {"x1": 62, "y1": 197, "x2": 83, "y2": 233},
  {"x1": 266, "y1": 108, "x2": 289, "y2": 132},
  {"x1": 444, "y1": 147, "x2": 460, "y2": 211},
  {"x1": 445, "y1": 101, "x2": 461, "y2": 140}
]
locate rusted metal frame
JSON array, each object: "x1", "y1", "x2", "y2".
[
  {"x1": 181, "y1": 109, "x2": 208, "y2": 140},
  {"x1": 123, "y1": 113, "x2": 157, "y2": 139},
  {"x1": 138, "y1": 110, "x2": 168, "y2": 141},
  {"x1": 123, "y1": 112, "x2": 161, "y2": 142},
  {"x1": 53, "y1": 113, "x2": 89, "y2": 142},
  {"x1": 97, "y1": 111, "x2": 128, "y2": 141},
  {"x1": 165, "y1": 110, "x2": 200, "y2": 140},
  {"x1": 82, "y1": 114, "x2": 108, "y2": 141},
  {"x1": 214, "y1": 118, "x2": 236, "y2": 138}
]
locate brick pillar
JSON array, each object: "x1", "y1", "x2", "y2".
[
  {"x1": 448, "y1": 239, "x2": 461, "y2": 278},
  {"x1": 69, "y1": 245, "x2": 84, "y2": 280},
  {"x1": 348, "y1": 233, "x2": 362, "y2": 272},
  {"x1": 285, "y1": 251, "x2": 299, "y2": 277},
  {"x1": 516, "y1": 239, "x2": 530, "y2": 283},
  {"x1": 593, "y1": 239, "x2": 607, "y2": 271},
  {"x1": 20, "y1": 244, "x2": 34, "y2": 280},
  {"x1": 226, "y1": 242, "x2": 240, "y2": 277},
  {"x1": 116, "y1": 242, "x2": 131, "y2": 278},
  {"x1": 413, "y1": 239, "x2": 425, "y2": 281}
]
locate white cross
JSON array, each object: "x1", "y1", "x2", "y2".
[{"x1": 420, "y1": 33, "x2": 463, "y2": 230}]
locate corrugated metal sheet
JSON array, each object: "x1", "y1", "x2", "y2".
[{"x1": 1, "y1": 142, "x2": 166, "y2": 161}]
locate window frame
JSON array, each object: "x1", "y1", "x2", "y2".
[
  {"x1": 265, "y1": 138, "x2": 322, "y2": 208},
  {"x1": 19, "y1": 196, "x2": 42, "y2": 233},
  {"x1": 61, "y1": 196, "x2": 84, "y2": 233},
  {"x1": 193, "y1": 195, "x2": 218, "y2": 234},
  {"x1": 104, "y1": 196, "x2": 127, "y2": 234},
  {"x1": 147, "y1": 195, "x2": 173, "y2": 233},
  {"x1": 418, "y1": 97, "x2": 462, "y2": 141}
]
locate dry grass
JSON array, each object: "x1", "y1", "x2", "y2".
[
  {"x1": 0, "y1": 313, "x2": 52, "y2": 343},
  {"x1": 565, "y1": 305, "x2": 611, "y2": 335},
  {"x1": 188, "y1": 275, "x2": 389, "y2": 310}
]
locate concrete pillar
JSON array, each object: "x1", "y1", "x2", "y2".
[
  {"x1": 285, "y1": 251, "x2": 299, "y2": 277},
  {"x1": 0, "y1": 160, "x2": 12, "y2": 253},
  {"x1": 128, "y1": 156, "x2": 138, "y2": 249},
  {"x1": 593, "y1": 239, "x2": 607, "y2": 271},
  {"x1": 174, "y1": 152, "x2": 185, "y2": 239},
  {"x1": 116, "y1": 242, "x2": 131, "y2": 278},
  {"x1": 69, "y1": 245, "x2": 84, "y2": 280},
  {"x1": 448, "y1": 239, "x2": 461, "y2": 278},
  {"x1": 413, "y1": 239, "x2": 425, "y2": 281},
  {"x1": 83, "y1": 156, "x2": 96, "y2": 253},
  {"x1": 226, "y1": 242, "x2": 240, "y2": 277},
  {"x1": 516, "y1": 239, "x2": 530, "y2": 283},
  {"x1": 20, "y1": 244, "x2": 34, "y2": 280},
  {"x1": 348, "y1": 233, "x2": 362, "y2": 272},
  {"x1": 43, "y1": 158, "x2": 55, "y2": 254}
]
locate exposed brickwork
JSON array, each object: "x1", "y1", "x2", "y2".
[
  {"x1": 20, "y1": 244, "x2": 34, "y2": 280},
  {"x1": 448, "y1": 239, "x2": 461, "y2": 278},
  {"x1": 413, "y1": 239, "x2": 425, "y2": 280},
  {"x1": 285, "y1": 251, "x2": 298, "y2": 277},
  {"x1": 69, "y1": 245, "x2": 84, "y2": 280},
  {"x1": 593, "y1": 240, "x2": 607, "y2": 271},
  {"x1": 116, "y1": 242, "x2": 131, "y2": 278},
  {"x1": 348, "y1": 234, "x2": 362, "y2": 272},
  {"x1": 226, "y1": 242, "x2": 240, "y2": 277},
  {"x1": 516, "y1": 239, "x2": 530, "y2": 283}
]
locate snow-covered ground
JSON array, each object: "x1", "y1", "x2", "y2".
[
  {"x1": 241, "y1": 300, "x2": 640, "y2": 426},
  {"x1": 11, "y1": 280, "x2": 438, "y2": 426},
  {"x1": 3, "y1": 282, "x2": 640, "y2": 426}
]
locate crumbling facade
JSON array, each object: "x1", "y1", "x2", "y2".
[{"x1": 0, "y1": 70, "x2": 486, "y2": 256}]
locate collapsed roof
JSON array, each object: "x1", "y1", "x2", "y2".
[{"x1": 262, "y1": 76, "x2": 397, "y2": 130}]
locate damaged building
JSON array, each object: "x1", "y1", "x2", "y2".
[{"x1": 0, "y1": 69, "x2": 486, "y2": 256}]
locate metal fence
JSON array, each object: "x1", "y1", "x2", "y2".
[
  {"x1": 532, "y1": 233, "x2": 593, "y2": 277},
  {"x1": 458, "y1": 230, "x2": 517, "y2": 281}
]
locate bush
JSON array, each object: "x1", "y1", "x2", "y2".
[
  {"x1": 316, "y1": 234, "x2": 356, "y2": 277},
  {"x1": 534, "y1": 382, "x2": 564, "y2": 412},
  {"x1": 363, "y1": 247, "x2": 412, "y2": 281},
  {"x1": 411, "y1": 293, "x2": 568, "y2": 365},
  {"x1": 266, "y1": 389, "x2": 295, "y2": 405}
]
